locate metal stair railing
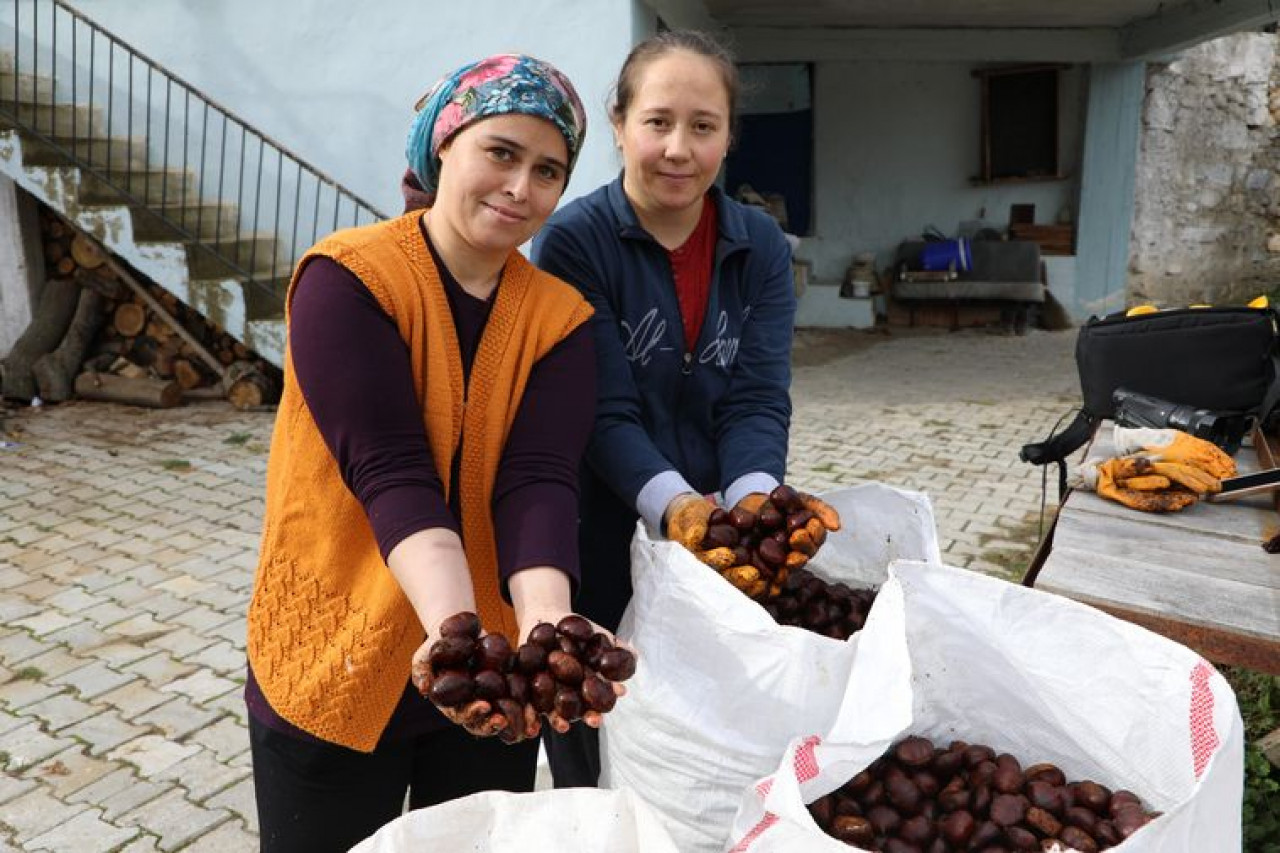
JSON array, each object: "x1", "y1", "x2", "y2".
[{"x1": 1, "y1": 0, "x2": 388, "y2": 313}]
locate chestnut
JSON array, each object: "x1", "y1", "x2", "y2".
[
  {"x1": 556, "y1": 614, "x2": 594, "y2": 643},
  {"x1": 807, "y1": 795, "x2": 834, "y2": 830},
  {"x1": 898, "y1": 814, "x2": 934, "y2": 845},
  {"x1": 993, "y1": 764, "x2": 1024, "y2": 795},
  {"x1": 505, "y1": 672, "x2": 529, "y2": 703},
  {"x1": 708, "y1": 507, "x2": 730, "y2": 527},
  {"x1": 865, "y1": 804, "x2": 901, "y2": 836},
  {"x1": 769, "y1": 483, "x2": 799, "y2": 509},
  {"x1": 427, "y1": 635, "x2": 475, "y2": 669},
  {"x1": 597, "y1": 648, "x2": 636, "y2": 681},
  {"x1": 1023, "y1": 763, "x2": 1066, "y2": 787},
  {"x1": 939, "y1": 809, "x2": 976, "y2": 846},
  {"x1": 1074, "y1": 780, "x2": 1109, "y2": 814},
  {"x1": 476, "y1": 634, "x2": 512, "y2": 672},
  {"x1": 472, "y1": 669, "x2": 507, "y2": 702},
  {"x1": 829, "y1": 815, "x2": 875, "y2": 847},
  {"x1": 547, "y1": 650, "x2": 584, "y2": 685},
  {"x1": 895, "y1": 735, "x2": 935, "y2": 767},
  {"x1": 1025, "y1": 806, "x2": 1062, "y2": 838},
  {"x1": 1004, "y1": 825, "x2": 1039, "y2": 850},
  {"x1": 553, "y1": 686, "x2": 583, "y2": 721},
  {"x1": 729, "y1": 506, "x2": 756, "y2": 531},
  {"x1": 581, "y1": 673, "x2": 617, "y2": 713},
  {"x1": 989, "y1": 793, "x2": 1028, "y2": 827},
  {"x1": 427, "y1": 670, "x2": 474, "y2": 707},
  {"x1": 882, "y1": 839, "x2": 920, "y2": 853},
  {"x1": 704, "y1": 524, "x2": 739, "y2": 548},
  {"x1": 583, "y1": 632, "x2": 613, "y2": 670},
  {"x1": 886, "y1": 775, "x2": 922, "y2": 814},
  {"x1": 439, "y1": 611, "x2": 481, "y2": 639},
  {"x1": 1058, "y1": 825, "x2": 1099, "y2": 853},
  {"x1": 529, "y1": 671, "x2": 557, "y2": 714},
  {"x1": 515, "y1": 642, "x2": 547, "y2": 675},
  {"x1": 526, "y1": 622, "x2": 558, "y2": 650}
]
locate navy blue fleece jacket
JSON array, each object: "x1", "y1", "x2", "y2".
[{"x1": 532, "y1": 176, "x2": 794, "y2": 569}]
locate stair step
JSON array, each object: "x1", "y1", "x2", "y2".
[
  {"x1": 0, "y1": 69, "x2": 54, "y2": 103},
  {"x1": 241, "y1": 275, "x2": 290, "y2": 321},
  {"x1": 17, "y1": 133, "x2": 148, "y2": 171},
  {"x1": 183, "y1": 235, "x2": 288, "y2": 281},
  {"x1": 124, "y1": 201, "x2": 243, "y2": 242},
  {"x1": 0, "y1": 101, "x2": 104, "y2": 138},
  {"x1": 79, "y1": 168, "x2": 198, "y2": 206}
]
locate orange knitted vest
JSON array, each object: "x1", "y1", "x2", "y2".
[{"x1": 247, "y1": 211, "x2": 593, "y2": 752}]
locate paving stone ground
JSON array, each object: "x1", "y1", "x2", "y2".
[{"x1": 0, "y1": 327, "x2": 1079, "y2": 851}]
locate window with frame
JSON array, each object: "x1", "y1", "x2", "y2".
[{"x1": 974, "y1": 64, "x2": 1065, "y2": 183}]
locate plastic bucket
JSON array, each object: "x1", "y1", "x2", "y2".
[{"x1": 918, "y1": 238, "x2": 971, "y2": 273}]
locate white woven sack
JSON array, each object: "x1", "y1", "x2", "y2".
[
  {"x1": 348, "y1": 787, "x2": 680, "y2": 852},
  {"x1": 726, "y1": 560, "x2": 1245, "y2": 853},
  {"x1": 600, "y1": 484, "x2": 941, "y2": 853}
]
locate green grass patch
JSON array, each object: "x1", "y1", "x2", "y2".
[
  {"x1": 159, "y1": 459, "x2": 192, "y2": 472},
  {"x1": 1222, "y1": 666, "x2": 1280, "y2": 851},
  {"x1": 14, "y1": 666, "x2": 44, "y2": 681},
  {"x1": 223, "y1": 432, "x2": 252, "y2": 446}
]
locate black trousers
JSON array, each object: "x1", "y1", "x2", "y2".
[
  {"x1": 542, "y1": 721, "x2": 601, "y2": 788},
  {"x1": 249, "y1": 715, "x2": 538, "y2": 853}
]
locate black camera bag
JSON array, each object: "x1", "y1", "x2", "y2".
[{"x1": 1021, "y1": 305, "x2": 1280, "y2": 495}]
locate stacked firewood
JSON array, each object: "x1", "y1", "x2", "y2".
[{"x1": 0, "y1": 207, "x2": 280, "y2": 410}]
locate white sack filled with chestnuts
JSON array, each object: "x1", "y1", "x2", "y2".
[
  {"x1": 349, "y1": 787, "x2": 681, "y2": 853},
  {"x1": 725, "y1": 560, "x2": 1246, "y2": 853},
  {"x1": 600, "y1": 483, "x2": 941, "y2": 853}
]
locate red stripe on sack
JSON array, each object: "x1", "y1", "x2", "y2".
[
  {"x1": 1189, "y1": 660, "x2": 1220, "y2": 779},
  {"x1": 727, "y1": 813, "x2": 779, "y2": 853},
  {"x1": 793, "y1": 735, "x2": 822, "y2": 783},
  {"x1": 755, "y1": 777, "x2": 774, "y2": 798}
]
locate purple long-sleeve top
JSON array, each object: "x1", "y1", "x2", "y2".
[{"x1": 246, "y1": 224, "x2": 596, "y2": 743}]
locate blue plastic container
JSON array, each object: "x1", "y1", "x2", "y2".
[{"x1": 919, "y1": 238, "x2": 972, "y2": 273}]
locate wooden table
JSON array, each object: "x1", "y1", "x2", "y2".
[{"x1": 1024, "y1": 422, "x2": 1280, "y2": 675}]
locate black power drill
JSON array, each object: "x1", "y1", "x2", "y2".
[{"x1": 1111, "y1": 388, "x2": 1250, "y2": 454}]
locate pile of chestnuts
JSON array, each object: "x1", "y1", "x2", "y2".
[
  {"x1": 808, "y1": 735, "x2": 1160, "y2": 852},
  {"x1": 423, "y1": 612, "x2": 635, "y2": 741},
  {"x1": 694, "y1": 483, "x2": 841, "y2": 602},
  {"x1": 762, "y1": 566, "x2": 877, "y2": 641}
]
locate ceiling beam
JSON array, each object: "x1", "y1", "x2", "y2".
[
  {"x1": 1121, "y1": 0, "x2": 1280, "y2": 59},
  {"x1": 643, "y1": 0, "x2": 723, "y2": 34},
  {"x1": 731, "y1": 27, "x2": 1120, "y2": 64}
]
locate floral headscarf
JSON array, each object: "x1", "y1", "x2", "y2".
[{"x1": 405, "y1": 54, "x2": 587, "y2": 205}]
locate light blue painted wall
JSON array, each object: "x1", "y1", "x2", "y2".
[
  {"x1": 798, "y1": 61, "x2": 1085, "y2": 284},
  {"x1": 62, "y1": 0, "x2": 648, "y2": 216},
  {"x1": 1074, "y1": 63, "x2": 1146, "y2": 319}
]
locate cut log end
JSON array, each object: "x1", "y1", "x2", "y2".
[{"x1": 113, "y1": 302, "x2": 146, "y2": 337}]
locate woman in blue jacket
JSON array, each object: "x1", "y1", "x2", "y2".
[{"x1": 531, "y1": 30, "x2": 796, "y2": 787}]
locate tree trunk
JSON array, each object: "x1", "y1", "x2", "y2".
[
  {"x1": 32, "y1": 288, "x2": 107, "y2": 403},
  {"x1": 1, "y1": 277, "x2": 83, "y2": 401},
  {"x1": 74, "y1": 371, "x2": 181, "y2": 408}
]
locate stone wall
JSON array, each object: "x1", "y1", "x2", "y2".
[{"x1": 1129, "y1": 33, "x2": 1280, "y2": 306}]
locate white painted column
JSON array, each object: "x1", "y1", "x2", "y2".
[{"x1": 0, "y1": 174, "x2": 42, "y2": 356}]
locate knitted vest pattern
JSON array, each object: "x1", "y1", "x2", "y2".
[{"x1": 247, "y1": 211, "x2": 592, "y2": 752}]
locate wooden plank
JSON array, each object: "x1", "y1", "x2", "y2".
[
  {"x1": 1052, "y1": 508, "x2": 1279, "y2": 590},
  {"x1": 1062, "y1": 487, "x2": 1276, "y2": 547},
  {"x1": 1038, "y1": 546, "x2": 1280, "y2": 674},
  {"x1": 733, "y1": 26, "x2": 1119, "y2": 64}
]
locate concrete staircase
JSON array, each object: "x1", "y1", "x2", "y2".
[{"x1": 0, "y1": 49, "x2": 382, "y2": 369}]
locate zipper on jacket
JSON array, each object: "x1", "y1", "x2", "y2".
[{"x1": 681, "y1": 352, "x2": 693, "y2": 376}]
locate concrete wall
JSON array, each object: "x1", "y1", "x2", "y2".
[
  {"x1": 0, "y1": 176, "x2": 43, "y2": 357},
  {"x1": 798, "y1": 60, "x2": 1085, "y2": 283},
  {"x1": 63, "y1": 0, "x2": 649, "y2": 217},
  {"x1": 1130, "y1": 33, "x2": 1280, "y2": 306}
]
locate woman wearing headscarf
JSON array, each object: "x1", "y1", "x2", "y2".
[{"x1": 245, "y1": 54, "x2": 603, "y2": 853}]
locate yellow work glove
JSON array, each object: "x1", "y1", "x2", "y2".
[
  {"x1": 1112, "y1": 427, "x2": 1237, "y2": 480},
  {"x1": 1092, "y1": 458, "x2": 1199, "y2": 512},
  {"x1": 1113, "y1": 457, "x2": 1221, "y2": 496},
  {"x1": 664, "y1": 492, "x2": 715, "y2": 551}
]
